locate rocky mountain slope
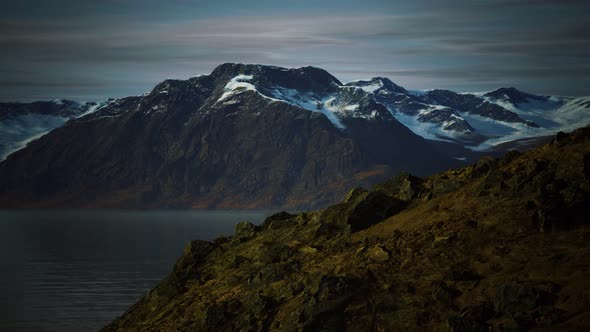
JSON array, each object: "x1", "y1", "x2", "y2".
[
  {"x1": 0, "y1": 99, "x2": 108, "y2": 160},
  {"x1": 0, "y1": 64, "x2": 466, "y2": 210},
  {"x1": 102, "y1": 127, "x2": 590, "y2": 331}
]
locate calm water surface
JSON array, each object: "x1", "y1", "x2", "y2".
[{"x1": 0, "y1": 210, "x2": 270, "y2": 332}]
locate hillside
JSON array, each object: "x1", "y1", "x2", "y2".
[{"x1": 102, "y1": 127, "x2": 590, "y2": 331}]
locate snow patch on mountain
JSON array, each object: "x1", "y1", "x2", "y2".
[
  {"x1": 270, "y1": 87, "x2": 347, "y2": 129},
  {"x1": 353, "y1": 81, "x2": 384, "y2": 94},
  {"x1": 218, "y1": 75, "x2": 257, "y2": 102}
]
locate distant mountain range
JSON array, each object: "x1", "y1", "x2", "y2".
[{"x1": 0, "y1": 63, "x2": 588, "y2": 209}]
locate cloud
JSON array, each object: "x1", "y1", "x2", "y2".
[{"x1": 0, "y1": 1, "x2": 589, "y2": 100}]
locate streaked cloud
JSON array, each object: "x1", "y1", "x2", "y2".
[{"x1": 0, "y1": 0, "x2": 589, "y2": 101}]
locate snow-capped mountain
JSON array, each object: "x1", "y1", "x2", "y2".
[
  {"x1": 339, "y1": 80, "x2": 590, "y2": 149},
  {"x1": 0, "y1": 99, "x2": 109, "y2": 160},
  {"x1": 171, "y1": 65, "x2": 589, "y2": 151},
  {"x1": 0, "y1": 63, "x2": 588, "y2": 209},
  {"x1": 0, "y1": 63, "x2": 463, "y2": 210}
]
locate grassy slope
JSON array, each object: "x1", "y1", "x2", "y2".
[{"x1": 103, "y1": 128, "x2": 590, "y2": 331}]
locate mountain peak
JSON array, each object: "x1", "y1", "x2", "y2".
[
  {"x1": 209, "y1": 63, "x2": 342, "y2": 93},
  {"x1": 345, "y1": 77, "x2": 407, "y2": 94},
  {"x1": 484, "y1": 87, "x2": 546, "y2": 104}
]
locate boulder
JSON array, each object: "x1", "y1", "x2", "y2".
[
  {"x1": 321, "y1": 190, "x2": 407, "y2": 232},
  {"x1": 343, "y1": 187, "x2": 368, "y2": 203},
  {"x1": 261, "y1": 211, "x2": 296, "y2": 230},
  {"x1": 348, "y1": 192, "x2": 406, "y2": 231},
  {"x1": 374, "y1": 172, "x2": 424, "y2": 201},
  {"x1": 234, "y1": 221, "x2": 259, "y2": 242},
  {"x1": 367, "y1": 245, "x2": 390, "y2": 262}
]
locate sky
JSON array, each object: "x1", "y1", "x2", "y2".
[{"x1": 1, "y1": 0, "x2": 589, "y2": 101}]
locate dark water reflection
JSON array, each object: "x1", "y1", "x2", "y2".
[{"x1": 0, "y1": 210, "x2": 269, "y2": 332}]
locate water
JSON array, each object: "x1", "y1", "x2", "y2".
[{"x1": 0, "y1": 210, "x2": 270, "y2": 332}]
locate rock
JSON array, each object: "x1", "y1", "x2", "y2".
[
  {"x1": 346, "y1": 192, "x2": 407, "y2": 231},
  {"x1": 320, "y1": 190, "x2": 407, "y2": 232},
  {"x1": 367, "y1": 245, "x2": 390, "y2": 262},
  {"x1": 249, "y1": 262, "x2": 296, "y2": 287},
  {"x1": 173, "y1": 240, "x2": 218, "y2": 282},
  {"x1": 343, "y1": 187, "x2": 368, "y2": 203},
  {"x1": 444, "y1": 269, "x2": 482, "y2": 282},
  {"x1": 300, "y1": 275, "x2": 359, "y2": 331},
  {"x1": 261, "y1": 211, "x2": 296, "y2": 230},
  {"x1": 374, "y1": 172, "x2": 424, "y2": 200},
  {"x1": 234, "y1": 221, "x2": 259, "y2": 242},
  {"x1": 493, "y1": 283, "x2": 558, "y2": 314},
  {"x1": 299, "y1": 246, "x2": 319, "y2": 254},
  {"x1": 470, "y1": 157, "x2": 495, "y2": 179},
  {"x1": 552, "y1": 131, "x2": 569, "y2": 146},
  {"x1": 260, "y1": 243, "x2": 293, "y2": 263}
]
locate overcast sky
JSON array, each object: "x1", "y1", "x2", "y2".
[{"x1": 1, "y1": 0, "x2": 589, "y2": 101}]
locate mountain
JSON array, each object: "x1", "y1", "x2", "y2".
[
  {"x1": 1, "y1": 63, "x2": 588, "y2": 209},
  {"x1": 344, "y1": 80, "x2": 590, "y2": 149},
  {"x1": 102, "y1": 127, "x2": 590, "y2": 331},
  {"x1": 0, "y1": 99, "x2": 108, "y2": 160},
  {"x1": 0, "y1": 64, "x2": 465, "y2": 210}
]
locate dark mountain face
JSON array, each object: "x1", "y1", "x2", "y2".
[{"x1": 0, "y1": 64, "x2": 461, "y2": 209}]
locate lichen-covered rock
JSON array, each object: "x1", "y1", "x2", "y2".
[
  {"x1": 367, "y1": 245, "x2": 390, "y2": 262},
  {"x1": 234, "y1": 221, "x2": 259, "y2": 242},
  {"x1": 374, "y1": 172, "x2": 424, "y2": 200},
  {"x1": 342, "y1": 187, "x2": 368, "y2": 203},
  {"x1": 261, "y1": 211, "x2": 296, "y2": 230}
]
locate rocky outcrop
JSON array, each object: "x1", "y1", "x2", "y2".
[{"x1": 102, "y1": 127, "x2": 590, "y2": 331}]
